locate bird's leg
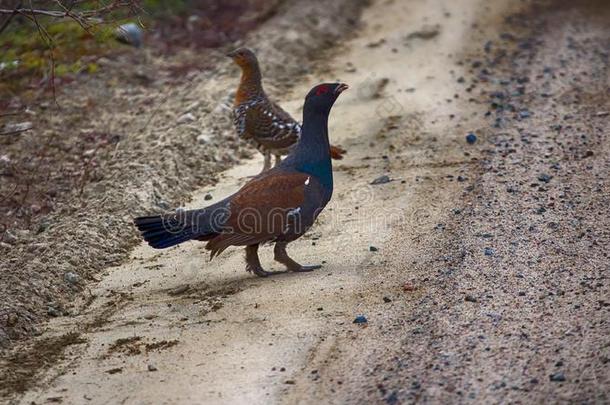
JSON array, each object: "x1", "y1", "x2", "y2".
[
  {"x1": 260, "y1": 151, "x2": 272, "y2": 173},
  {"x1": 273, "y1": 154, "x2": 282, "y2": 167},
  {"x1": 274, "y1": 242, "x2": 321, "y2": 272},
  {"x1": 245, "y1": 244, "x2": 273, "y2": 277}
]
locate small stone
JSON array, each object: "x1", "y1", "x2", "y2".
[
  {"x1": 403, "y1": 282, "x2": 416, "y2": 292},
  {"x1": 148, "y1": 364, "x2": 158, "y2": 372},
  {"x1": 47, "y1": 306, "x2": 61, "y2": 317},
  {"x1": 64, "y1": 272, "x2": 80, "y2": 285},
  {"x1": 2, "y1": 230, "x2": 18, "y2": 245},
  {"x1": 115, "y1": 23, "x2": 143, "y2": 47},
  {"x1": 353, "y1": 315, "x2": 368, "y2": 324},
  {"x1": 549, "y1": 372, "x2": 566, "y2": 382},
  {"x1": 168, "y1": 284, "x2": 190, "y2": 296},
  {"x1": 466, "y1": 133, "x2": 477, "y2": 144},
  {"x1": 465, "y1": 294, "x2": 478, "y2": 303},
  {"x1": 370, "y1": 175, "x2": 391, "y2": 185},
  {"x1": 383, "y1": 296, "x2": 392, "y2": 303},
  {"x1": 519, "y1": 110, "x2": 531, "y2": 119},
  {"x1": 484, "y1": 247, "x2": 494, "y2": 256},
  {"x1": 177, "y1": 113, "x2": 196, "y2": 124},
  {"x1": 538, "y1": 173, "x2": 552, "y2": 183},
  {"x1": 196, "y1": 133, "x2": 212, "y2": 144},
  {"x1": 405, "y1": 25, "x2": 440, "y2": 40},
  {"x1": 185, "y1": 101, "x2": 201, "y2": 112},
  {"x1": 369, "y1": 245, "x2": 378, "y2": 252},
  {"x1": 7, "y1": 313, "x2": 18, "y2": 326},
  {"x1": 204, "y1": 193, "x2": 213, "y2": 201}
]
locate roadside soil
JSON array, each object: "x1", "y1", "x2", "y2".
[
  {"x1": 0, "y1": 0, "x2": 366, "y2": 346},
  {"x1": 2, "y1": 0, "x2": 609, "y2": 404}
]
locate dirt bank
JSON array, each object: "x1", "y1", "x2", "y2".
[
  {"x1": 0, "y1": 0, "x2": 367, "y2": 347},
  {"x1": 3, "y1": 0, "x2": 609, "y2": 403}
]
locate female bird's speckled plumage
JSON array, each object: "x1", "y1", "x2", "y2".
[
  {"x1": 134, "y1": 82, "x2": 348, "y2": 277},
  {"x1": 228, "y1": 48, "x2": 346, "y2": 172}
]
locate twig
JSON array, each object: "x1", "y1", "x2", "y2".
[
  {"x1": 0, "y1": 127, "x2": 32, "y2": 136},
  {"x1": 0, "y1": 2, "x2": 137, "y2": 19},
  {"x1": 0, "y1": 110, "x2": 25, "y2": 118},
  {"x1": 28, "y1": 0, "x2": 57, "y2": 103},
  {"x1": 0, "y1": 1, "x2": 22, "y2": 36}
]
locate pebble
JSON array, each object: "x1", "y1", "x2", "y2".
[
  {"x1": 2, "y1": 230, "x2": 18, "y2": 245},
  {"x1": 369, "y1": 245, "x2": 378, "y2": 252},
  {"x1": 405, "y1": 25, "x2": 440, "y2": 40},
  {"x1": 47, "y1": 306, "x2": 61, "y2": 317},
  {"x1": 549, "y1": 372, "x2": 566, "y2": 382},
  {"x1": 383, "y1": 296, "x2": 392, "y2": 303},
  {"x1": 7, "y1": 312, "x2": 18, "y2": 326},
  {"x1": 115, "y1": 23, "x2": 143, "y2": 47},
  {"x1": 403, "y1": 282, "x2": 416, "y2": 292},
  {"x1": 353, "y1": 315, "x2": 368, "y2": 324},
  {"x1": 64, "y1": 272, "x2": 80, "y2": 285},
  {"x1": 484, "y1": 247, "x2": 494, "y2": 256},
  {"x1": 204, "y1": 193, "x2": 213, "y2": 201},
  {"x1": 177, "y1": 113, "x2": 196, "y2": 124},
  {"x1": 148, "y1": 364, "x2": 158, "y2": 372},
  {"x1": 466, "y1": 133, "x2": 477, "y2": 144},
  {"x1": 465, "y1": 294, "x2": 478, "y2": 303},
  {"x1": 538, "y1": 173, "x2": 552, "y2": 183},
  {"x1": 196, "y1": 133, "x2": 212, "y2": 144},
  {"x1": 371, "y1": 175, "x2": 391, "y2": 185}
]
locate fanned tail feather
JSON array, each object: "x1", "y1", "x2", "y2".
[{"x1": 134, "y1": 215, "x2": 197, "y2": 249}]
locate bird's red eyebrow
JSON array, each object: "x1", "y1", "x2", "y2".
[{"x1": 315, "y1": 85, "x2": 330, "y2": 96}]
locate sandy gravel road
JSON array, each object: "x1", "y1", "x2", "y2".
[{"x1": 10, "y1": 0, "x2": 610, "y2": 403}]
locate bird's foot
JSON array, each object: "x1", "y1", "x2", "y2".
[
  {"x1": 246, "y1": 264, "x2": 287, "y2": 278},
  {"x1": 290, "y1": 264, "x2": 322, "y2": 273},
  {"x1": 246, "y1": 263, "x2": 271, "y2": 277}
]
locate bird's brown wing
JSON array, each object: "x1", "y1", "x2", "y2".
[
  {"x1": 242, "y1": 100, "x2": 300, "y2": 149},
  {"x1": 205, "y1": 171, "x2": 310, "y2": 256}
]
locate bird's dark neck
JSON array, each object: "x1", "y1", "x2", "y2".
[
  {"x1": 236, "y1": 63, "x2": 263, "y2": 104},
  {"x1": 289, "y1": 110, "x2": 333, "y2": 190}
]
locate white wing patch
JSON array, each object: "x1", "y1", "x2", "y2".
[
  {"x1": 304, "y1": 177, "x2": 310, "y2": 185},
  {"x1": 284, "y1": 207, "x2": 302, "y2": 234},
  {"x1": 287, "y1": 207, "x2": 301, "y2": 217}
]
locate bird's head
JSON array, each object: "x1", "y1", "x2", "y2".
[
  {"x1": 227, "y1": 47, "x2": 258, "y2": 69},
  {"x1": 304, "y1": 83, "x2": 349, "y2": 115}
]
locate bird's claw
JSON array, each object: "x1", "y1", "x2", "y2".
[
  {"x1": 247, "y1": 265, "x2": 286, "y2": 278},
  {"x1": 291, "y1": 264, "x2": 322, "y2": 272}
]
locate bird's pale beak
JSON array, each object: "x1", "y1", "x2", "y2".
[{"x1": 335, "y1": 83, "x2": 349, "y2": 94}]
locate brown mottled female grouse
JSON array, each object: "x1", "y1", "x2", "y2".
[{"x1": 228, "y1": 47, "x2": 346, "y2": 173}]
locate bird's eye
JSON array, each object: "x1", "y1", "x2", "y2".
[{"x1": 315, "y1": 85, "x2": 329, "y2": 96}]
